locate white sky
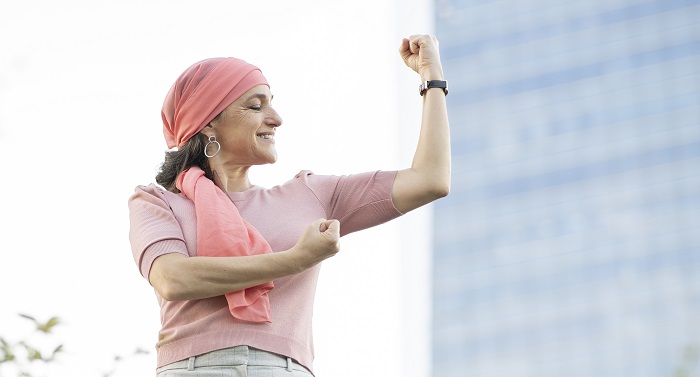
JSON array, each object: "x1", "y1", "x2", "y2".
[{"x1": 0, "y1": 1, "x2": 433, "y2": 376}]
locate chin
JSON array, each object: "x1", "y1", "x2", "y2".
[{"x1": 258, "y1": 154, "x2": 278, "y2": 165}]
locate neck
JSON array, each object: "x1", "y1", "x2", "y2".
[{"x1": 210, "y1": 164, "x2": 253, "y2": 192}]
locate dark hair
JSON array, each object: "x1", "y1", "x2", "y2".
[{"x1": 155, "y1": 133, "x2": 215, "y2": 193}]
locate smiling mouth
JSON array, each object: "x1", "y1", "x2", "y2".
[{"x1": 257, "y1": 134, "x2": 274, "y2": 140}]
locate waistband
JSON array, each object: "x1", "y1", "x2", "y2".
[{"x1": 156, "y1": 346, "x2": 311, "y2": 374}]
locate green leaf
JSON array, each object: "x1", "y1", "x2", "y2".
[
  {"x1": 20, "y1": 342, "x2": 43, "y2": 362},
  {"x1": 0, "y1": 337, "x2": 14, "y2": 363},
  {"x1": 18, "y1": 313, "x2": 36, "y2": 322},
  {"x1": 18, "y1": 313, "x2": 62, "y2": 333},
  {"x1": 53, "y1": 344, "x2": 64, "y2": 356},
  {"x1": 37, "y1": 317, "x2": 61, "y2": 333}
]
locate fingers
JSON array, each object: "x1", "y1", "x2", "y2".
[
  {"x1": 409, "y1": 35, "x2": 422, "y2": 54},
  {"x1": 399, "y1": 37, "x2": 409, "y2": 52},
  {"x1": 294, "y1": 219, "x2": 340, "y2": 269},
  {"x1": 315, "y1": 218, "x2": 330, "y2": 232},
  {"x1": 313, "y1": 218, "x2": 340, "y2": 257},
  {"x1": 398, "y1": 38, "x2": 411, "y2": 59},
  {"x1": 318, "y1": 218, "x2": 329, "y2": 232},
  {"x1": 314, "y1": 218, "x2": 340, "y2": 235},
  {"x1": 399, "y1": 35, "x2": 419, "y2": 56},
  {"x1": 399, "y1": 34, "x2": 443, "y2": 78},
  {"x1": 398, "y1": 34, "x2": 440, "y2": 62},
  {"x1": 317, "y1": 219, "x2": 340, "y2": 234},
  {"x1": 323, "y1": 219, "x2": 340, "y2": 235},
  {"x1": 404, "y1": 34, "x2": 438, "y2": 52}
]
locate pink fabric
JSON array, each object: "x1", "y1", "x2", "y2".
[
  {"x1": 175, "y1": 166, "x2": 274, "y2": 323},
  {"x1": 128, "y1": 170, "x2": 402, "y2": 371},
  {"x1": 161, "y1": 57, "x2": 269, "y2": 149}
]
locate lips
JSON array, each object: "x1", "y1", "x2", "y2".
[{"x1": 256, "y1": 131, "x2": 275, "y2": 140}]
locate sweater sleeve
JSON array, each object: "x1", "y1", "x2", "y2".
[
  {"x1": 297, "y1": 170, "x2": 403, "y2": 236},
  {"x1": 128, "y1": 184, "x2": 189, "y2": 281}
]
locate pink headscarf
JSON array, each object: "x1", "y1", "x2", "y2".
[
  {"x1": 162, "y1": 57, "x2": 269, "y2": 149},
  {"x1": 163, "y1": 58, "x2": 274, "y2": 323}
]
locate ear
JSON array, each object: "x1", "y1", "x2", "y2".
[
  {"x1": 200, "y1": 123, "x2": 215, "y2": 138},
  {"x1": 196, "y1": 133, "x2": 210, "y2": 146}
]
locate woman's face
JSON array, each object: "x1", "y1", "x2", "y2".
[{"x1": 205, "y1": 84, "x2": 283, "y2": 166}]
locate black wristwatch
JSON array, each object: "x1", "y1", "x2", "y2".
[{"x1": 419, "y1": 80, "x2": 448, "y2": 96}]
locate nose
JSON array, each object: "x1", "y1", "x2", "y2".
[{"x1": 266, "y1": 106, "x2": 283, "y2": 128}]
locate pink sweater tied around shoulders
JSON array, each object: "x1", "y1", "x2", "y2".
[{"x1": 162, "y1": 57, "x2": 273, "y2": 323}]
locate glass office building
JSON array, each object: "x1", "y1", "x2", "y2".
[{"x1": 432, "y1": 1, "x2": 700, "y2": 376}]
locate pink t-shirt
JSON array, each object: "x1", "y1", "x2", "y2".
[{"x1": 128, "y1": 170, "x2": 401, "y2": 372}]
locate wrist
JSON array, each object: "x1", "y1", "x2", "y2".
[
  {"x1": 283, "y1": 247, "x2": 308, "y2": 274},
  {"x1": 419, "y1": 66, "x2": 444, "y2": 81}
]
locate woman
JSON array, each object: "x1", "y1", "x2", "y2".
[{"x1": 128, "y1": 34, "x2": 449, "y2": 376}]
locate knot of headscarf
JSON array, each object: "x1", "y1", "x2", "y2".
[
  {"x1": 176, "y1": 166, "x2": 274, "y2": 323},
  {"x1": 161, "y1": 57, "x2": 269, "y2": 149}
]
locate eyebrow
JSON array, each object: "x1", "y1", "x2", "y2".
[{"x1": 243, "y1": 93, "x2": 274, "y2": 102}]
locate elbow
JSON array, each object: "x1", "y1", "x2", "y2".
[
  {"x1": 428, "y1": 169, "x2": 450, "y2": 200},
  {"x1": 410, "y1": 184, "x2": 448, "y2": 211},
  {"x1": 417, "y1": 178, "x2": 450, "y2": 205},
  {"x1": 428, "y1": 175, "x2": 450, "y2": 200},
  {"x1": 430, "y1": 183, "x2": 450, "y2": 200},
  {"x1": 150, "y1": 263, "x2": 191, "y2": 301},
  {"x1": 437, "y1": 184, "x2": 450, "y2": 199},
  {"x1": 153, "y1": 277, "x2": 189, "y2": 302},
  {"x1": 156, "y1": 281, "x2": 189, "y2": 302}
]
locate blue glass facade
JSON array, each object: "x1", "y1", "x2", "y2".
[{"x1": 433, "y1": 0, "x2": 700, "y2": 376}]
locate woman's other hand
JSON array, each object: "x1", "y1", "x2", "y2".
[
  {"x1": 399, "y1": 34, "x2": 444, "y2": 81},
  {"x1": 292, "y1": 218, "x2": 341, "y2": 269}
]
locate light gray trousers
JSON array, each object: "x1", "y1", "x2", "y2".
[{"x1": 156, "y1": 346, "x2": 314, "y2": 377}]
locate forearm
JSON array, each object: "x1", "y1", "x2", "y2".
[
  {"x1": 150, "y1": 249, "x2": 304, "y2": 301},
  {"x1": 411, "y1": 68, "x2": 451, "y2": 191},
  {"x1": 150, "y1": 218, "x2": 340, "y2": 301}
]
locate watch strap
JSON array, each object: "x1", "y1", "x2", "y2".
[{"x1": 419, "y1": 80, "x2": 448, "y2": 96}]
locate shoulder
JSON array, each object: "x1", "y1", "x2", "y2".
[
  {"x1": 128, "y1": 184, "x2": 189, "y2": 209},
  {"x1": 290, "y1": 170, "x2": 340, "y2": 184},
  {"x1": 130, "y1": 183, "x2": 168, "y2": 201},
  {"x1": 286, "y1": 170, "x2": 397, "y2": 191},
  {"x1": 286, "y1": 170, "x2": 344, "y2": 192},
  {"x1": 131, "y1": 183, "x2": 165, "y2": 197}
]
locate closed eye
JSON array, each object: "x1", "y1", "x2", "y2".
[{"x1": 243, "y1": 92, "x2": 274, "y2": 110}]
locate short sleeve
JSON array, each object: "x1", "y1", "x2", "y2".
[
  {"x1": 128, "y1": 184, "x2": 189, "y2": 281},
  {"x1": 298, "y1": 170, "x2": 402, "y2": 236}
]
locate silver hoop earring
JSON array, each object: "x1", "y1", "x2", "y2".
[{"x1": 204, "y1": 135, "x2": 221, "y2": 158}]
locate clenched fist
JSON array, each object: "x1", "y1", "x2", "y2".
[
  {"x1": 399, "y1": 34, "x2": 444, "y2": 81},
  {"x1": 292, "y1": 218, "x2": 341, "y2": 269}
]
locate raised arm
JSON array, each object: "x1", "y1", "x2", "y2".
[{"x1": 392, "y1": 34, "x2": 451, "y2": 213}]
